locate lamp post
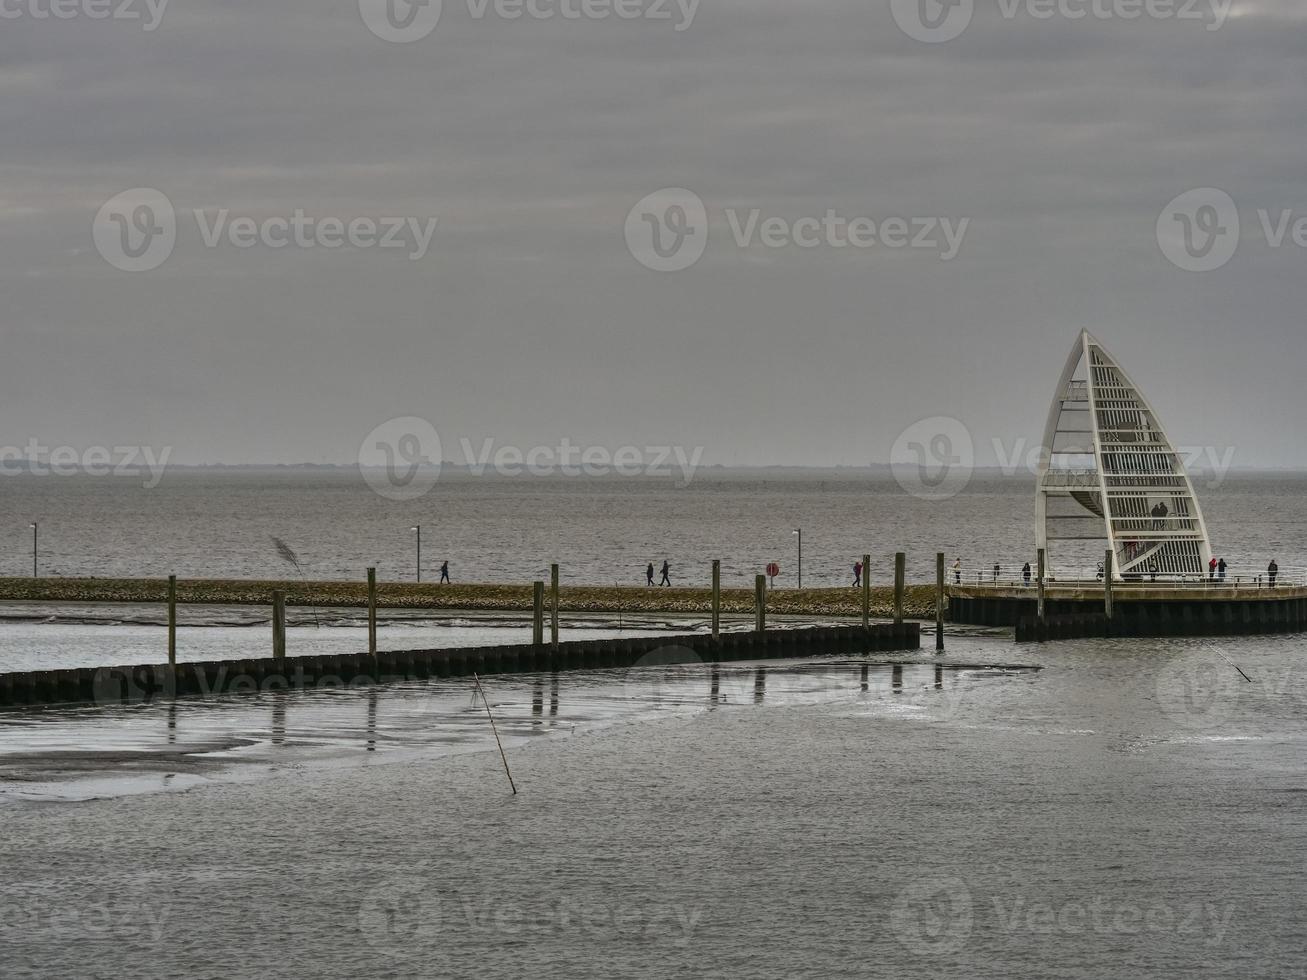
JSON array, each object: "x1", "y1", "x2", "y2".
[
  {"x1": 30, "y1": 522, "x2": 37, "y2": 578},
  {"x1": 792, "y1": 528, "x2": 802, "y2": 589},
  {"x1": 411, "y1": 525, "x2": 421, "y2": 583}
]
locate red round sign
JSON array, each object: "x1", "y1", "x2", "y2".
[{"x1": 766, "y1": 562, "x2": 780, "y2": 578}]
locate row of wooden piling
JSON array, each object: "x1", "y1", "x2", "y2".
[
  {"x1": 0, "y1": 622, "x2": 921, "y2": 708},
  {"x1": 234, "y1": 553, "x2": 938, "y2": 663}
]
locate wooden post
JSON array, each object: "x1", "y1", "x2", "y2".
[
  {"x1": 1104, "y1": 548, "x2": 1114, "y2": 622},
  {"x1": 367, "y1": 567, "x2": 377, "y2": 659},
  {"x1": 272, "y1": 590, "x2": 286, "y2": 660},
  {"x1": 711, "y1": 560, "x2": 721, "y2": 640},
  {"x1": 167, "y1": 574, "x2": 177, "y2": 669},
  {"x1": 862, "y1": 553, "x2": 871, "y2": 630},
  {"x1": 894, "y1": 552, "x2": 905, "y2": 625},
  {"x1": 533, "y1": 581, "x2": 545, "y2": 646},
  {"x1": 754, "y1": 574, "x2": 766, "y2": 633},
  {"x1": 936, "y1": 552, "x2": 945, "y2": 653},
  {"x1": 1036, "y1": 548, "x2": 1046, "y2": 625},
  {"x1": 550, "y1": 563, "x2": 560, "y2": 648}
]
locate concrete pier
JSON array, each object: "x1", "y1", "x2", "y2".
[{"x1": 947, "y1": 581, "x2": 1307, "y2": 641}]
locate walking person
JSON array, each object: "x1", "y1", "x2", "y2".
[
  {"x1": 1209, "y1": 556, "x2": 1218, "y2": 581},
  {"x1": 853, "y1": 560, "x2": 862, "y2": 588},
  {"x1": 439, "y1": 560, "x2": 450, "y2": 584},
  {"x1": 1095, "y1": 561, "x2": 1104, "y2": 582},
  {"x1": 1022, "y1": 562, "x2": 1032, "y2": 587},
  {"x1": 1217, "y1": 557, "x2": 1227, "y2": 582},
  {"x1": 1152, "y1": 501, "x2": 1169, "y2": 530},
  {"x1": 646, "y1": 562, "x2": 655, "y2": 587},
  {"x1": 1268, "y1": 559, "x2": 1278, "y2": 588},
  {"x1": 953, "y1": 557, "x2": 962, "y2": 585},
  {"x1": 659, "y1": 560, "x2": 671, "y2": 587}
]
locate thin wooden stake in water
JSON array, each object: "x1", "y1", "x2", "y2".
[
  {"x1": 893, "y1": 552, "x2": 906, "y2": 626},
  {"x1": 167, "y1": 574, "x2": 177, "y2": 668},
  {"x1": 862, "y1": 553, "x2": 871, "y2": 630},
  {"x1": 367, "y1": 567, "x2": 377, "y2": 659},
  {"x1": 550, "y1": 563, "x2": 560, "y2": 648},
  {"x1": 936, "y1": 552, "x2": 945, "y2": 653},
  {"x1": 1208, "y1": 644, "x2": 1253, "y2": 683},
  {"x1": 473, "y1": 673, "x2": 517, "y2": 795},
  {"x1": 532, "y1": 581, "x2": 545, "y2": 646}
]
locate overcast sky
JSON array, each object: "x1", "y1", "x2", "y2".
[{"x1": 2, "y1": 0, "x2": 1305, "y2": 468}]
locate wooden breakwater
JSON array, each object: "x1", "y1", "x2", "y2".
[{"x1": 0, "y1": 622, "x2": 920, "y2": 709}]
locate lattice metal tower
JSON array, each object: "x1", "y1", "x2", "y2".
[{"x1": 1036, "y1": 331, "x2": 1212, "y2": 579}]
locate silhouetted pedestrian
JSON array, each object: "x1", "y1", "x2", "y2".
[
  {"x1": 646, "y1": 562, "x2": 655, "y2": 587},
  {"x1": 992, "y1": 563, "x2": 1000, "y2": 584},
  {"x1": 1218, "y1": 557, "x2": 1227, "y2": 582},
  {"x1": 659, "y1": 560, "x2": 671, "y2": 587},
  {"x1": 853, "y1": 561, "x2": 862, "y2": 588},
  {"x1": 1209, "y1": 556, "x2": 1218, "y2": 580},
  {"x1": 1268, "y1": 560, "x2": 1278, "y2": 587},
  {"x1": 1022, "y1": 562, "x2": 1032, "y2": 586},
  {"x1": 439, "y1": 560, "x2": 450, "y2": 584},
  {"x1": 1151, "y1": 501, "x2": 1169, "y2": 530},
  {"x1": 953, "y1": 558, "x2": 961, "y2": 585}
]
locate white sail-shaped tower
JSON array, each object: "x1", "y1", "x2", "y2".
[{"x1": 1036, "y1": 331, "x2": 1212, "y2": 580}]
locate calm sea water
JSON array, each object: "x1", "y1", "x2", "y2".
[
  {"x1": 1, "y1": 632, "x2": 1304, "y2": 978},
  {"x1": 1, "y1": 469, "x2": 1304, "y2": 587},
  {"x1": 1, "y1": 473, "x2": 1305, "y2": 979}
]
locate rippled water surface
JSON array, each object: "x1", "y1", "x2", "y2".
[
  {"x1": 3, "y1": 469, "x2": 1304, "y2": 586},
  {"x1": 2, "y1": 631, "x2": 1304, "y2": 979},
  {"x1": 2, "y1": 472, "x2": 1305, "y2": 978}
]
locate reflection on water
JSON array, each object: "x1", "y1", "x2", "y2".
[
  {"x1": 0, "y1": 608, "x2": 708, "y2": 674},
  {"x1": 0, "y1": 656, "x2": 1026, "y2": 803}
]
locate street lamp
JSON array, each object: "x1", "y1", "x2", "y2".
[
  {"x1": 411, "y1": 525, "x2": 422, "y2": 583},
  {"x1": 792, "y1": 528, "x2": 802, "y2": 589},
  {"x1": 29, "y1": 522, "x2": 37, "y2": 578}
]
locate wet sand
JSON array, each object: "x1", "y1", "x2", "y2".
[{"x1": 0, "y1": 653, "x2": 1026, "y2": 802}]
